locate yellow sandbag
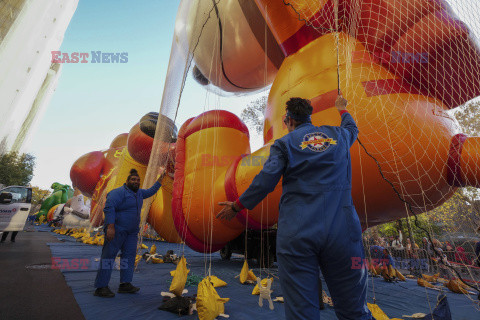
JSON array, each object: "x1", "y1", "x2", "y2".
[
  {"x1": 150, "y1": 244, "x2": 157, "y2": 255},
  {"x1": 381, "y1": 268, "x2": 392, "y2": 282},
  {"x1": 417, "y1": 277, "x2": 436, "y2": 289},
  {"x1": 445, "y1": 280, "x2": 469, "y2": 294},
  {"x1": 388, "y1": 265, "x2": 396, "y2": 278},
  {"x1": 197, "y1": 278, "x2": 229, "y2": 320},
  {"x1": 395, "y1": 268, "x2": 406, "y2": 281},
  {"x1": 170, "y1": 268, "x2": 190, "y2": 277},
  {"x1": 207, "y1": 275, "x2": 227, "y2": 288},
  {"x1": 141, "y1": 243, "x2": 148, "y2": 249},
  {"x1": 367, "y1": 303, "x2": 404, "y2": 320},
  {"x1": 239, "y1": 260, "x2": 256, "y2": 284},
  {"x1": 252, "y1": 278, "x2": 273, "y2": 295},
  {"x1": 422, "y1": 273, "x2": 439, "y2": 283},
  {"x1": 169, "y1": 256, "x2": 189, "y2": 296},
  {"x1": 369, "y1": 263, "x2": 379, "y2": 276},
  {"x1": 134, "y1": 254, "x2": 142, "y2": 267},
  {"x1": 367, "y1": 303, "x2": 390, "y2": 320},
  {"x1": 151, "y1": 257, "x2": 163, "y2": 264},
  {"x1": 93, "y1": 236, "x2": 103, "y2": 245}
]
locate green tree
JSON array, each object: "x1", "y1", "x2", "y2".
[
  {"x1": 240, "y1": 96, "x2": 267, "y2": 134},
  {"x1": 0, "y1": 151, "x2": 35, "y2": 186},
  {"x1": 31, "y1": 186, "x2": 51, "y2": 213}
]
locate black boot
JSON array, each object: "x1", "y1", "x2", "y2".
[
  {"x1": 94, "y1": 287, "x2": 115, "y2": 298},
  {"x1": 118, "y1": 283, "x2": 140, "y2": 293}
]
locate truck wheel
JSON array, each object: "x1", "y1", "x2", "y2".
[{"x1": 220, "y1": 245, "x2": 232, "y2": 260}]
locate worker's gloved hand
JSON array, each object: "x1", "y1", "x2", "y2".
[
  {"x1": 216, "y1": 201, "x2": 239, "y2": 221},
  {"x1": 106, "y1": 224, "x2": 115, "y2": 241},
  {"x1": 335, "y1": 94, "x2": 347, "y2": 111}
]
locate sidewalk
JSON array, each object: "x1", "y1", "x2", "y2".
[{"x1": 0, "y1": 231, "x2": 85, "y2": 320}]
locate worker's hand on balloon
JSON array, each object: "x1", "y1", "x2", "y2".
[
  {"x1": 157, "y1": 167, "x2": 166, "y2": 183},
  {"x1": 216, "y1": 201, "x2": 239, "y2": 221},
  {"x1": 106, "y1": 224, "x2": 115, "y2": 241},
  {"x1": 335, "y1": 94, "x2": 348, "y2": 111}
]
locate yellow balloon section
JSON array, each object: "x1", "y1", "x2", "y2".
[{"x1": 72, "y1": 0, "x2": 480, "y2": 253}]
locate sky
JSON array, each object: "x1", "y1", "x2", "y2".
[
  {"x1": 28, "y1": 0, "x2": 266, "y2": 189},
  {"x1": 27, "y1": 0, "x2": 480, "y2": 190}
]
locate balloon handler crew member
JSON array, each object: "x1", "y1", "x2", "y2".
[
  {"x1": 94, "y1": 168, "x2": 165, "y2": 298},
  {"x1": 218, "y1": 95, "x2": 372, "y2": 320}
]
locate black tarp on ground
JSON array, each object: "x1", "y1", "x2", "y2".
[{"x1": 46, "y1": 229, "x2": 480, "y2": 320}]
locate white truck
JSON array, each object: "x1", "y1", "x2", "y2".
[{"x1": 0, "y1": 186, "x2": 32, "y2": 231}]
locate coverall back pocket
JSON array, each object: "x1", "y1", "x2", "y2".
[
  {"x1": 278, "y1": 202, "x2": 307, "y2": 239},
  {"x1": 344, "y1": 206, "x2": 362, "y2": 242}
]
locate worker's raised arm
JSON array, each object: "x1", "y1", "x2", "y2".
[
  {"x1": 336, "y1": 95, "x2": 359, "y2": 147},
  {"x1": 141, "y1": 168, "x2": 166, "y2": 199},
  {"x1": 141, "y1": 181, "x2": 161, "y2": 199}
]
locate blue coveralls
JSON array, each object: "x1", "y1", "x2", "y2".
[
  {"x1": 94, "y1": 182, "x2": 161, "y2": 288},
  {"x1": 239, "y1": 112, "x2": 372, "y2": 320}
]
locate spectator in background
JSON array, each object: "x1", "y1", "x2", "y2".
[
  {"x1": 444, "y1": 241, "x2": 454, "y2": 252},
  {"x1": 423, "y1": 237, "x2": 434, "y2": 253},
  {"x1": 388, "y1": 236, "x2": 394, "y2": 246},
  {"x1": 405, "y1": 238, "x2": 413, "y2": 257},
  {"x1": 444, "y1": 241, "x2": 455, "y2": 262},
  {"x1": 392, "y1": 231, "x2": 404, "y2": 250}
]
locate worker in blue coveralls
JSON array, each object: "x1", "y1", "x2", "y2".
[
  {"x1": 94, "y1": 168, "x2": 165, "y2": 298},
  {"x1": 217, "y1": 95, "x2": 372, "y2": 320}
]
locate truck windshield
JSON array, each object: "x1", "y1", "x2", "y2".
[{"x1": 0, "y1": 187, "x2": 31, "y2": 204}]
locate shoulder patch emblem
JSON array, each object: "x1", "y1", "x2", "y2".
[{"x1": 300, "y1": 132, "x2": 337, "y2": 152}]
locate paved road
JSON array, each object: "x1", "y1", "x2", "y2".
[{"x1": 0, "y1": 230, "x2": 85, "y2": 320}]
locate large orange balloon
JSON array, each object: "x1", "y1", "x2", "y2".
[
  {"x1": 147, "y1": 175, "x2": 181, "y2": 243},
  {"x1": 185, "y1": 0, "x2": 283, "y2": 93},
  {"x1": 70, "y1": 151, "x2": 105, "y2": 197},
  {"x1": 170, "y1": 0, "x2": 480, "y2": 252},
  {"x1": 109, "y1": 133, "x2": 128, "y2": 149}
]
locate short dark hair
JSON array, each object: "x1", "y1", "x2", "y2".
[
  {"x1": 285, "y1": 97, "x2": 313, "y2": 122},
  {"x1": 127, "y1": 169, "x2": 140, "y2": 181}
]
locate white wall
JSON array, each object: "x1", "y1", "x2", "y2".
[{"x1": 0, "y1": 0, "x2": 78, "y2": 153}]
